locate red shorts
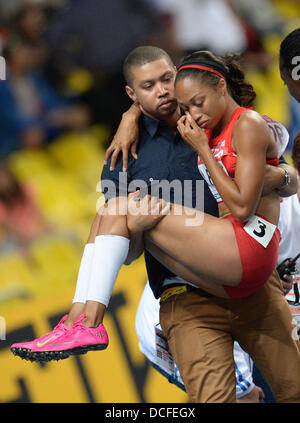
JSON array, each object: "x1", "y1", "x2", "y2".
[{"x1": 222, "y1": 214, "x2": 281, "y2": 298}]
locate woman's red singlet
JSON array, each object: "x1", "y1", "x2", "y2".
[{"x1": 202, "y1": 107, "x2": 281, "y2": 298}]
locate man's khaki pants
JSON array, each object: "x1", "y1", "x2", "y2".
[{"x1": 160, "y1": 270, "x2": 300, "y2": 403}]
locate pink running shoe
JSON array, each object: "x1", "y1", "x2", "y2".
[
  {"x1": 29, "y1": 313, "x2": 109, "y2": 362},
  {"x1": 10, "y1": 314, "x2": 70, "y2": 361}
]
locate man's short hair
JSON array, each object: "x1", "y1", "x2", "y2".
[
  {"x1": 123, "y1": 45, "x2": 173, "y2": 87},
  {"x1": 280, "y1": 28, "x2": 300, "y2": 73}
]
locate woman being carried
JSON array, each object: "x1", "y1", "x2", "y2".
[
  {"x1": 127, "y1": 50, "x2": 281, "y2": 299},
  {"x1": 11, "y1": 50, "x2": 286, "y2": 360}
]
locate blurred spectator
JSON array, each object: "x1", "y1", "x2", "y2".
[
  {"x1": 0, "y1": 0, "x2": 67, "y2": 24},
  {"x1": 0, "y1": 159, "x2": 49, "y2": 254},
  {"x1": 152, "y1": 0, "x2": 248, "y2": 61},
  {"x1": 45, "y1": 0, "x2": 169, "y2": 134},
  {"x1": 0, "y1": 26, "x2": 8, "y2": 54},
  {"x1": 0, "y1": 0, "x2": 26, "y2": 23},
  {"x1": 5, "y1": 3, "x2": 64, "y2": 87},
  {"x1": 152, "y1": 0, "x2": 281, "y2": 71},
  {"x1": 0, "y1": 35, "x2": 91, "y2": 156},
  {"x1": 228, "y1": 0, "x2": 285, "y2": 70},
  {"x1": 12, "y1": 3, "x2": 48, "y2": 43},
  {"x1": 230, "y1": 0, "x2": 284, "y2": 36}
]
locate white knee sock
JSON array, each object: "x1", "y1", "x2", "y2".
[
  {"x1": 72, "y1": 243, "x2": 95, "y2": 304},
  {"x1": 86, "y1": 235, "x2": 130, "y2": 307}
]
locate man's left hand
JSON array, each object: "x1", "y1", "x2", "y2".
[{"x1": 281, "y1": 272, "x2": 294, "y2": 296}]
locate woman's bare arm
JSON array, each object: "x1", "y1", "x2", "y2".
[{"x1": 178, "y1": 112, "x2": 270, "y2": 221}]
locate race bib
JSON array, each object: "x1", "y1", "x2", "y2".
[
  {"x1": 290, "y1": 306, "x2": 300, "y2": 341},
  {"x1": 243, "y1": 215, "x2": 277, "y2": 248},
  {"x1": 155, "y1": 325, "x2": 175, "y2": 374},
  {"x1": 198, "y1": 160, "x2": 227, "y2": 203}
]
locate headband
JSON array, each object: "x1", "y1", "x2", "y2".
[{"x1": 177, "y1": 59, "x2": 228, "y2": 80}]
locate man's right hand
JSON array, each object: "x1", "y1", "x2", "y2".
[
  {"x1": 281, "y1": 272, "x2": 294, "y2": 296},
  {"x1": 237, "y1": 385, "x2": 265, "y2": 403},
  {"x1": 127, "y1": 192, "x2": 170, "y2": 235},
  {"x1": 104, "y1": 103, "x2": 141, "y2": 172}
]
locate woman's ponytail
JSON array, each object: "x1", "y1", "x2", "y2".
[{"x1": 223, "y1": 54, "x2": 256, "y2": 107}]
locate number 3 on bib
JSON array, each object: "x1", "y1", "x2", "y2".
[{"x1": 244, "y1": 215, "x2": 277, "y2": 248}]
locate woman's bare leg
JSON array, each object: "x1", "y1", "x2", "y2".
[
  {"x1": 144, "y1": 203, "x2": 243, "y2": 288},
  {"x1": 82, "y1": 201, "x2": 130, "y2": 327},
  {"x1": 67, "y1": 199, "x2": 241, "y2": 329},
  {"x1": 64, "y1": 211, "x2": 104, "y2": 328},
  {"x1": 146, "y1": 239, "x2": 229, "y2": 298}
]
